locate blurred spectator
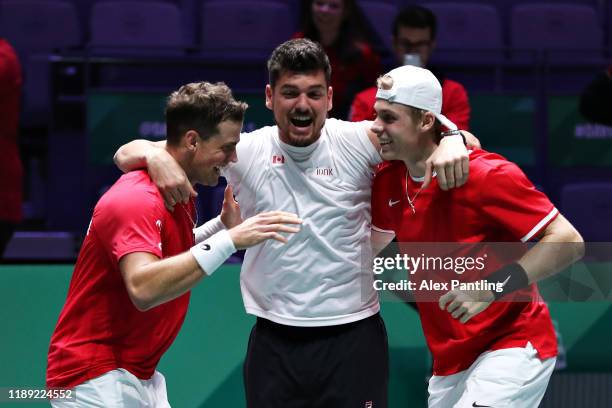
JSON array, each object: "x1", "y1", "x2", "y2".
[
  {"x1": 0, "y1": 39, "x2": 23, "y2": 258},
  {"x1": 579, "y1": 65, "x2": 612, "y2": 126},
  {"x1": 349, "y1": 5, "x2": 470, "y2": 130},
  {"x1": 294, "y1": 0, "x2": 382, "y2": 119}
]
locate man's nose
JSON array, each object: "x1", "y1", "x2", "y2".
[
  {"x1": 371, "y1": 118, "x2": 383, "y2": 135},
  {"x1": 228, "y1": 150, "x2": 238, "y2": 164},
  {"x1": 295, "y1": 93, "x2": 309, "y2": 110}
]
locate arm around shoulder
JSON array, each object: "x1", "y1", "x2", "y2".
[
  {"x1": 114, "y1": 139, "x2": 196, "y2": 209},
  {"x1": 113, "y1": 139, "x2": 166, "y2": 173}
]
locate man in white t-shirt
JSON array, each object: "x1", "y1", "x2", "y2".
[{"x1": 114, "y1": 39, "x2": 472, "y2": 408}]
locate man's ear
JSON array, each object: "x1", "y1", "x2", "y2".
[
  {"x1": 265, "y1": 85, "x2": 273, "y2": 110},
  {"x1": 184, "y1": 130, "x2": 199, "y2": 151},
  {"x1": 327, "y1": 86, "x2": 333, "y2": 112},
  {"x1": 421, "y1": 112, "x2": 436, "y2": 132}
]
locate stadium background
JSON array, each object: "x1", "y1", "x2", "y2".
[{"x1": 1, "y1": 0, "x2": 612, "y2": 406}]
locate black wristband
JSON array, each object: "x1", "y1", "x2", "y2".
[
  {"x1": 486, "y1": 262, "x2": 529, "y2": 300},
  {"x1": 441, "y1": 129, "x2": 467, "y2": 146}
]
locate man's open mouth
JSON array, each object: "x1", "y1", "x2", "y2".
[{"x1": 290, "y1": 114, "x2": 313, "y2": 128}]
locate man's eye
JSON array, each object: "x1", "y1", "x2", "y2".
[
  {"x1": 308, "y1": 92, "x2": 323, "y2": 99},
  {"x1": 282, "y1": 92, "x2": 298, "y2": 98}
]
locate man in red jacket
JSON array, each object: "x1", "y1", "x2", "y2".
[{"x1": 349, "y1": 5, "x2": 470, "y2": 130}]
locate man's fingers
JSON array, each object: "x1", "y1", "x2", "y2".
[
  {"x1": 460, "y1": 156, "x2": 469, "y2": 186},
  {"x1": 260, "y1": 210, "x2": 300, "y2": 218},
  {"x1": 454, "y1": 160, "x2": 465, "y2": 188},
  {"x1": 264, "y1": 224, "x2": 301, "y2": 234},
  {"x1": 180, "y1": 182, "x2": 197, "y2": 203},
  {"x1": 451, "y1": 305, "x2": 467, "y2": 319},
  {"x1": 460, "y1": 312, "x2": 473, "y2": 324},
  {"x1": 224, "y1": 185, "x2": 234, "y2": 203},
  {"x1": 178, "y1": 185, "x2": 192, "y2": 204},
  {"x1": 435, "y1": 163, "x2": 448, "y2": 190},
  {"x1": 268, "y1": 232, "x2": 288, "y2": 244},
  {"x1": 446, "y1": 299, "x2": 461, "y2": 314},
  {"x1": 423, "y1": 161, "x2": 433, "y2": 189},
  {"x1": 444, "y1": 164, "x2": 456, "y2": 189},
  {"x1": 258, "y1": 212, "x2": 303, "y2": 225},
  {"x1": 189, "y1": 183, "x2": 198, "y2": 198},
  {"x1": 439, "y1": 291, "x2": 453, "y2": 310},
  {"x1": 162, "y1": 190, "x2": 177, "y2": 209},
  {"x1": 170, "y1": 190, "x2": 182, "y2": 207}
]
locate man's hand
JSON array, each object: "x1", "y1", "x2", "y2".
[
  {"x1": 147, "y1": 148, "x2": 197, "y2": 211},
  {"x1": 228, "y1": 211, "x2": 302, "y2": 249},
  {"x1": 439, "y1": 288, "x2": 495, "y2": 324},
  {"x1": 220, "y1": 185, "x2": 242, "y2": 229},
  {"x1": 462, "y1": 130, "x2": 481, "y2": 149},
  {"x1": 424, "y1": 134, "x2": 469, "y2": 190}
]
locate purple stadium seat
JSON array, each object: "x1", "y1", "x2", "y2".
[
  {"x1": 510, "y1": 4, "x2": 604, "y2": 65},
  {"x1": 561, "y1": 182, "x2": 612, "y2": 242},
  {"x1": 90, "y1": 1, "x2": 185, "y2": 55},
  {"x1": 358, "y1": 0, "x2": 398, "y2": 55},
  {"x1": 200, "y1": 0, "x2": 294, "y2": 59},
  {"x1": 0, "y1": 0, "x2": 81, "y2": 127},
  {"x1": 0, "y1": 0, "x2": 81, "y2": 52},
  {"x1": 422, "y1": 2, "x2": 504, "y2": 65}
]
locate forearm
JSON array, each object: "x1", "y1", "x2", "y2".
[
  {"x1": 126, "y1": 252, "x2": 205, "y2": 311},
  {"x1": 114, "y1": 139, "x2": 165, "y2": 173},
  {"x1": 194, "y1": 216, "x2": 225, "y2": 243},
  {"x1": 518, "y1": 215, "x2": 584, "y2": 284}
]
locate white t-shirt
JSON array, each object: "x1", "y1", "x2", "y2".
[{"x1": 223, "y1": 118, "x2": 382, "y2": 326}]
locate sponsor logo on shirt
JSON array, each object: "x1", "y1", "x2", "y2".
[
  {"x1": 388, "y1": 199, "x2": 401, "y2": 207},
  {"x1": 315, "y1": 167, "x2": 334, "y2": 176},
  {"x1": 272, "y1": 155, "x2": 285, "y2": 165}
]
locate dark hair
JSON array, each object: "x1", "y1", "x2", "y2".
[
  {"x1": 299, "y1": 0, "x2": 381, "y2": 61},
  {"x1": 267, "y1": 38, "x2": 331, "y2": 87},
  {"x1": 393, "y1": 5, "x2": 437, "y2": 39},
  {"x1": 165, "y1": 82, "x2": 247, "y2": 145}
]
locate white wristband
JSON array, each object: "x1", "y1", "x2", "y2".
[
  {"x1": 190, "y1": 229, "x2": 236, "y2": 276},
  {"x1": 193, "y1": 215, "x2": 225, "y2": 243}
]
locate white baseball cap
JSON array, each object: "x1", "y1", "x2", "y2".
[{"x1": 375, "y1": 65, "x2": 458, "y2": 130}]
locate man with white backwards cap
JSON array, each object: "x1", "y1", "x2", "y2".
[{"x1": 370, "y1": 65, "x2": 584, "y2": 408}]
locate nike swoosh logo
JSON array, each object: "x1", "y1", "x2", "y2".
[
  {"x1": 472, "y1": 403, "x2": 492, "y2": 407},
  {"x1": 499, "y1": 275, "x2": 511, "y2": 287},
  {"x1": 388, "y1": 199, "x2": 401, "y2": 207}
]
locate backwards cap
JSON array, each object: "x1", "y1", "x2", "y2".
[{"x1": 375, "y1": 65, "x2": 457, "y2": 130}]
